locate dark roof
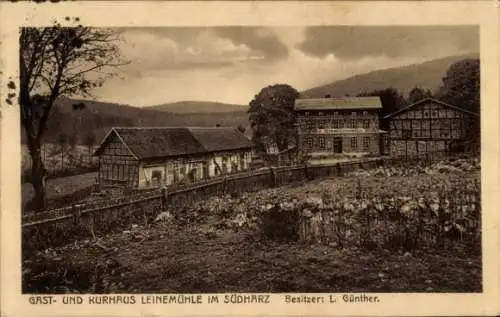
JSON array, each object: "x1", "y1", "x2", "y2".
[
  {"x1": 294, "y1": 96, "x2": 382, "y2": 111},
  {"x1": 383, "y1": 98, "x2": 479, "y2": 119},
  {"x1": 188, "y1": 127, "x2": 252, "y2": 152},
  {"x1": 93, "y1": 127, "x2": 252, "y2": 160}
]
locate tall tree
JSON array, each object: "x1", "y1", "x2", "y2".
[
  {"x1": 20, "y1": 26, "x2": 125, "y2": 210},
  {"x1": 436, "y1": 58, "x2": 481, "y2": 149},
  {"x1": 358, "y1": 87, "x2": 407, "y2": 129},
  {"x1": 408, "y1": 86, "x2": 433, "y2": 104},
  {"x1": 436, "y1": 58, "x2": 480, "y2": 114},
  {"x1": 248, "y1": 84, "x2": 300, "y2": 152}
]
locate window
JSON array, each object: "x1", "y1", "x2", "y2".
[
  {"x1": 350, "y1": 137, "x2": 357, "y2": 150},
  {"x1": 222, "y1": 157, "x2": 228, "y2": 173},
  {"x1": 152, "y1": 170, "x2": 162, "y2": 184},
  {"x1": 318, "y1": 111, "x2": 324, "y2": 116},
  {"x1": 306, "y1": 136, "x2": 313, "y2": 148},
  {"x1": 350, "y1": 119, "x2": 356, "y2": 128},
  {"x1": 332, "y1": 120, "x2": 339, "y2": 128},
  {"x1": 363, "y1": 111, "x2": 368, "y2": 116},
  {"x1": 363, "y1": 120, "x2": 370, "y2": 129},
  {"x1": 305, "y1": 112, "x2": 310, "y2": 117},
  {"x1": 363, "y1": 137, "x2": 370, "y2": 151},
  {"x1": 334, "y1": 111, "x2": 339, "y2": 116},
  {"x1": 351, "y1": 112, "x2": 357, "y2": 116},
  {"x1": 173, "y1": 164, "x2": 179, "y2": 182},
  {"x1": 402, "y1": 129, "x2": 412, "y2": 140},
  {"x1": 319, "y1": 137, "x2": 326, "y2": 149}
]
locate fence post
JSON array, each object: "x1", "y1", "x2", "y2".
[
  {"x1": 72, "y1": 204, "x2": 81, "y2": 225},
  {"x1": 304, "y1": 162, "x2": 313, "y2": 180},
  {"x1": 161, "y1": 186, "x2": 168, "y2": 212},
  {"x1": 336, "y1": 163, "x2": 341, "y2": 176},
  {"x1": 223, "y1": 176, "x2": 228, "y2": 194},
  {"x1": 270, "y1": 167, "x2": 277, "y2": 187}
]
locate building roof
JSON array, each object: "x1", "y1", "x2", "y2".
[
  {"x1": 187, "y1": 127, "x2": 253, "y2": 152},
  {"x1": 383, "y1": 98, "x2": 479, "y2": 119},
  {"x1": 93, "y1": 127, "x2": 252, "y2": 160},
  {"x1": 294, "y1": 96, "x2": 382, "y2": 111}
]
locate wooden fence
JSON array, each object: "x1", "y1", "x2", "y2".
[{"x1": 22, "y1": 151, "x2": 468, "y2": 253}]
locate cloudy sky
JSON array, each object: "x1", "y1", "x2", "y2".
[{"x1": 92, "y1": 26, "x2": 478, "y2": 107}]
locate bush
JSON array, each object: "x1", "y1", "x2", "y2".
[{"x1": 258, "y1": 204, "x2": 301, "y2": 241}]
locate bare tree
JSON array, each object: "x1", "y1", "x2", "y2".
[
  {"x1": 20, "y1": 26, "x2": 126, "y2": 211},
  {"x1": 83, "y1": 132, "x2": 97, "y2": 165}
]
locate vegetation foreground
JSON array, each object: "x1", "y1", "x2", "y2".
[{"x1": 23, "y1": 161, "x2": 481, "y2": 293}]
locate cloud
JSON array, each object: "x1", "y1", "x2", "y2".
[
  {"x1": 117, "y1": 27, "x2": 274, "y2": 74},
  {"x1": 93, "y1": 26, "x2": 479, "y2": 106},
  {"x1": 214, "y1": 27, "x2": 289, "y2": 61},
  {"x1": 297, "y1": 26, "x2": 479, "y2": 61}
]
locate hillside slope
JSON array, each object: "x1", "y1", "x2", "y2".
[
  {"x1": 147, "y1": 101, "x2": 248, "y2": 113},
  {"x1": 23, "y1": 97, "x2": 249, "y2": 145},
  {"x1": 301, "y1": 53, "x2": 479, "y2": 98}
]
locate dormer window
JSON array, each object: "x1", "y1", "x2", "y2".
[
  {"x1": 318, "y1": 111, "x2": 324, "y2": 116},
  {"x1": 363, "y1": 111, "x2": 368, "y2": 115},
  {"x1": 351, "y1": 112, "x2": 357, "y2": 116},
  {"x1": 305, "y1": 112, "x2": 310, "y2": 117}
]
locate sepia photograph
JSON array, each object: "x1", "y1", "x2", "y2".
[
  {"x1": 1, "y1": 1, "x2": 499, "y2": 316},
  {"x1": 19, "y1": 24, "x2": 482, "y2": 294}
]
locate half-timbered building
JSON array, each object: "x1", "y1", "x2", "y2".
[
  {"x1": 93, "y1": 127, "x2": 253, "y2": 188},
  {"x1": 383, "y1": 98, "x2": 479, "y2": 156},
  {"x1": 294, "y1": 96, "x2": 387, "y2": 160}
]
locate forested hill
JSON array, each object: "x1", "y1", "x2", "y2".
[
  {"x1": 22, "y1": 97, "x2": 249, "y2": 145},
  {"x1": 301, "y1": 53, "x2": 479, "y2": 98}
]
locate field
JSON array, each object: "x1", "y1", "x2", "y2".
[
  {"x1": 22, "y1": 143, "x2": 98, "y2": 211},
  {"x1": 22, "y1": 144, "x2": 95, "y2": 173},
  {"x1": 22, "y1": 161, "x2": 481, "y2": 293},
  {"x1": 22, "y1": 172, "x2": 98, "y2": 207}
]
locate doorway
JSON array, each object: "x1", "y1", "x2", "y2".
[{"x1": 333, "y1": 137, "x2": 343, "y2": 153}]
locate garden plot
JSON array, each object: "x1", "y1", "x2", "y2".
[{"x1": 22, "y1": 164, "x2": 481, "y2": 293}]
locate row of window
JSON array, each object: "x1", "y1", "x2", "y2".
[
  {"x1": 397, "y1": 108, "x2": 463, "y2": 119},
  {"x1": 304, "y1": 111, "x2": 370, "y2": 117},
  {"x1": 104, "y1": 142, "x2": 130, "y2": 155},
  {"x1": 391, "y1": 118, "x2": 468, "y2": 130},
  {"x1": 305, "y1": 136, "x2": 371, "y2": 151},
  {"x1": 400, "y1": 128, "x2": 464, "y2": 139},
  {"x1": 304, "y1": 119, "x2": 371, "y2": 130},
  {"x1": 101, "y1": 164, "x2": 137, "y2": 182}
]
